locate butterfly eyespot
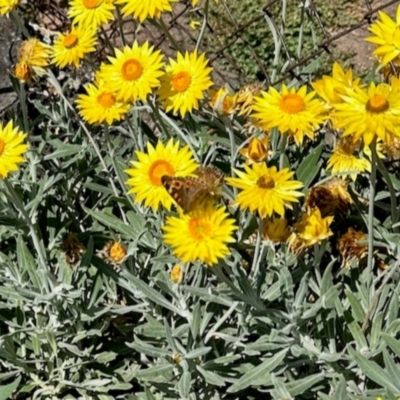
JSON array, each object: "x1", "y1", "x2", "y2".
[{"x1": 161, "y1": 166, "x2": 224, "y2": 213}]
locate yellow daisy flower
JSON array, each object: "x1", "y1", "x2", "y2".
[
  {"x1": 0, "y1": 121, "x2": 28, "y2": 178},
  {"x1": 226, "y1": 163, "x2": 304, "y2": 218},
  {"x1": 252, "y1": 84, "x2": 326, "y2": 145},
  {"x1": 312, "y1": 62, "x2": 361, "y2": 106},
  {"x1": 0, "y1": 0, "x2": 19, "y2": 15},
  {"x1": 332, "y1": 82, "x2": 400, "y2": 145},
  {"x1": 288, "y1": 208, "x2": 333, "y2": 251},
  {"x1": 68, "y1": 0, "x2": 116, "y2": 28},
  {"x1": 327, "y1": 136, "x2": 370, "y2": 181},
  {"x1": 366, "y1": 7, "x2": 400, "y2": 66},
  {"x1": 116, "y1": 0, "x2": 178, "y2": 22},
  {"x1": 125, "y1": 139, "x2": 199, "y2": 210},
  {"x1": 52, "y1": 25, "x2": 97, "y2": 68},
  {"x1": 99, "y1": 41, "x2": 164, "y2": 103},
  {"x1": 163, "y1": 206, "x2": 237, "y2": 266},
  {"x1": 75, "y1": 80, "x2": 130, "y2": 125},
  {"x1": 158, "y1": 51, "x2": 213, "y2": 118}
]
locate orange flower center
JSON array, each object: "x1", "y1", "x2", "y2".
[
  {"x1": 148, "y1": 160, "x2": 174, "y2": 186},
  {"x1": 122, "y1": 59, "x2": 143, "y2": 81},
  {"x1": 63, "y1": 34, "x2": 78, "y2": 49},
  {"x1": 172, "y1": 71, "x2": 191, "y2": 92},
  {"x1": 280, "y1": 93, "x2": 305, "y2": 114},
  {"x1": 366, "y1": 94, "x2": 389, "y2": 113},
  {"x1": 188, "y1": 218, "x2": 212, "y2": 241},
  {"x1": 0, "y1": 138, "x2": 5, "y2": 156},
  {"x1": 83, "y1": 0, "x2": 99, "y2": 8},
  {"x1": 97, "y1": 92, "x2": 116, "y2": 108},
  {"x1": 257, "y1": 175, "x2": 275, "y2": 189}
]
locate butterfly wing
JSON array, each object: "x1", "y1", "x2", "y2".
[
  {"x1": 161, "y1": 176, "x2": 206, "y2": 213},
  {"x1": 162, "y1": 166, "x2": 224, "y2": 213}
]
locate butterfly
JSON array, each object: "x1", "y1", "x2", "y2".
[{"x1": 161, "y1": 166, "x2": 224, "y2": 213}]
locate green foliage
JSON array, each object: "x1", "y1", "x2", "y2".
[{"x1": 1, "y1": 1, "x2": 400, "y2": 400}]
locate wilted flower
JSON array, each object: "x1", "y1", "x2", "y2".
[
  {"x1": 62, "y1": 233, "x2": 86, "y2": 267},
  {"x1": 263, "y1": 218, "x2": 291, "y2": 243},
  {"x1": 304, "y1": 178, "x2": 353, "y2": 217},
  {"x1": 337, "y1": 227, "x2": 367, "y2": 268}
]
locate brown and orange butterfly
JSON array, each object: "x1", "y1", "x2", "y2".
[{"x1": 161, "y1": 166, "x2": 224, "y2": 213}]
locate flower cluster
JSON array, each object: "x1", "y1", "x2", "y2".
[{"x1": 6, "y1": 0, "x2": 400, "y2": 273}]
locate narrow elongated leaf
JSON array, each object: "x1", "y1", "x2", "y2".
[
  {"x1": 196, "y1": 366, "x2": 226, "y2": 387},
  {"x1": 383, "y1": 334, "x2": 400, "y2": 359},
  {"x1": 178, "y1": 372, "x2": 191, "y2": 399},
  {"x1": 0, "y1": 377, "x2": 20, "y2": 400},
  {"x1": 185, "y1": 347, "x2": 212, "y2": 359},
  {"x1": 350, "y1": 349, "x2": 400, "y2": 393},
  {"x1": 297, "y1": 143, "x2": 323, "y2": 188},
  {"x1": 227, "y1": 349, "x2": 288, "y2": 393},
  {"x1": 286, "y1": 373, "x2": 324, "y2": 396},
  {"x1": 345, "y1": 289, "x2": 365, "y2": 323},
  {"x1": 383, "y1": 349, "x2": 400, "y2": 384},
  {"x1": 122, "y1": 272, "x2": 186, "y2": 317},
  {"x1": 135, "y1": 365, "x2": 174, "y2": 380},
  {"x1": 84, "y1": 207, "x2": 139, "y2": 238},
  {"x1": 331, "y1": 375, "x2": 349, "y2": 400}
]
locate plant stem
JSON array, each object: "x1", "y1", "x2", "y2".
[
  {"x1": 100, "y1": 26, "x2": 114, "y2": 52},
  {"x1": 157, "y1": 18, "x2": 181, "y2": 51},
  {"x1": 116, "y1": 5, "x2": 126, "y2": 46},
  {"x1": 148, "y1": 99, "x2": 170, "y2": 137},
  {"x1": 104, "y1": 124, "x2": 128, "y2": 224},
  {"x1": 367, "y1": 139, "x2": 377, "y2": 290},
  {"x1": 279, "y1": 133, "x2": 288, "y2": 170},
  {"x1": 19, "y1": 82, "x2": 29, "y2": 134},
  {"x1": 195, "y1": 0, "x2": 209, "y2": 51},
  {"x1": 376, "y1": 154, "x2": 399, "y2": 232}
]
